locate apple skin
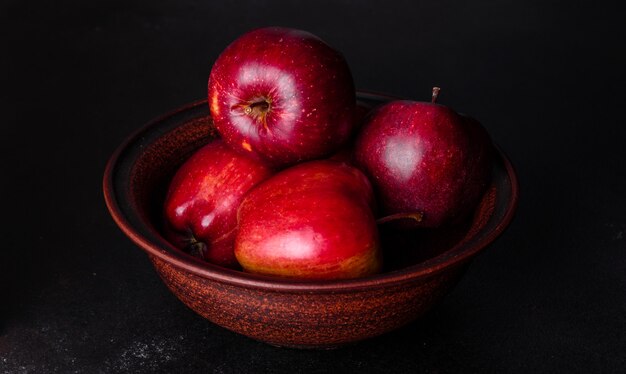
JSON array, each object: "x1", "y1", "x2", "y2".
[
  {"x1": 354, "y1": 100, "x2": 492, "y2": 228},
  {"x1": 235, "y1": 160, "x2": 382, "y2": 280},
  {"x1": 208, "y1": 27, "x2": 356, "y2": 167},
  {"x1": 163, "y1": 140, "x2": 273, "y2": 267}
]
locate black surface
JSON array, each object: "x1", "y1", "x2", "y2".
[{"x1": 1, "y1": 1, "x2": 625, "y2": 373}]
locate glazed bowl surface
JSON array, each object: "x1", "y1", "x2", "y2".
[{"x1": 103, "y1": 92, "x2": 519, "y2": 348}]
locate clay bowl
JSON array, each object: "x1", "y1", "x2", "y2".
[{"x1": 103, "y1": 92, "x2": 519, "y2": 349}]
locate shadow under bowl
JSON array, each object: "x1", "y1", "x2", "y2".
[{"x1": 103, "y1": 92, "x2": 519, "y2": 349}]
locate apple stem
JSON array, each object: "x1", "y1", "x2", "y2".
[
  {"x1": 376, "y1": 211, "x2": 424, "y2": 225},
  {"x1": 431, "y1": 87, "x2": 441, "y2": 103}
]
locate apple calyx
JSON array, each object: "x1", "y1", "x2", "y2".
[
  {"x1": 431, "y1": 87, "x2": 441, "y2": 103},
  {"x1": 184, "y1": 235, "x2": 208, "y2": 259},
  {"x1": 376, "y1": 211, "x2": 424, "y2": 225},
  {"x1": 243, "y1": 98, "x2": 271, "y2": 116},
  {"x1": 242, "y1": 98, "x2": 271, "y2": 131}
]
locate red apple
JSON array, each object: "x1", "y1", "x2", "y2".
[
  {"x1": 163, "y1": 140, "x2": 273, "y2": 267},
  {"x1": 235, "y1": 160, "x2": 381, "y2": 279},
  {"x1": 208, "y1": 27, "x2": 356, "y2": 167},
  {"x1": 354, "y1": 88, "x2": 492, "y2": 228}
]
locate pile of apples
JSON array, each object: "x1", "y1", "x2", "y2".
[{"x1": 163, "y1": 27, "x2": 493, "y2": 280}]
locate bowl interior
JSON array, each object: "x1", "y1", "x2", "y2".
[{"x1": 104, "y1": 93, "x2": 519, "y2": 290}]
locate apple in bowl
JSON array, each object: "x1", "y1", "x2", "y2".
[
  {"x1": 162, "y1": 140, "x2": 273, "y2": 268},
  {"x1": 208, "y1": 27, "x2": 356, "y2": 167},
  {"x1": 235, "y1": 159, "x2": 382, "y2": 279},
  {"x1": 354, "y1": 88, "x2": 493, "y2": 228}
]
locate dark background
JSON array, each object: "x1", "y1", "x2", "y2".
[{"x1": 1, "y1": 0, "x2": 625, "y2": 372}]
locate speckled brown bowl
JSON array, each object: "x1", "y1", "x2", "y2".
[{"x1": 103, "y1": 92, "x2": 519, "y2": 349}]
